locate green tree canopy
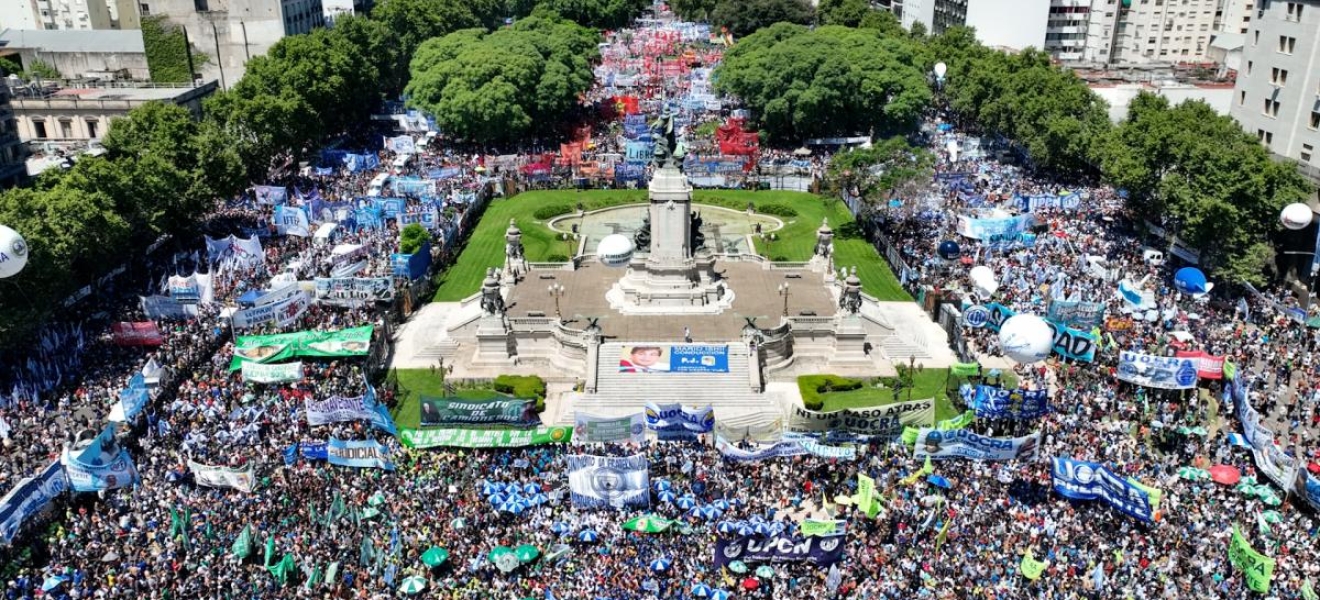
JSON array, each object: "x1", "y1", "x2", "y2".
[
  {"x1": 404, "y1": 13, "x2": 598, "y2": 144},
  {"x1": 827, "y1": 136, "x2": 934, "y2": 201},
  {"x1": 714, "y1": 24, "x2": 931, "y2": 142},
  {"x1": 710, "y1": 0, "x2": 813, "y2": 38}
]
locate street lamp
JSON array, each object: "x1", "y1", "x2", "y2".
[
  {"x1": 548, "y1": 283, "x2": 565, "y2": 319},
  {"x1": 777, "y1": 282, "x2": 790, "y2": 317}
]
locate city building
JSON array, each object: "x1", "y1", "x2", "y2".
[
  {"x1": 0, "y1": 83, "x2": 27, "y2": 188},
  {"x1": 140, "y1": 0, "x2": 325, "y2": 88},
  {"x1": 965, "y1": 0, "x2": 1050, "y2": 50},
  {"x1": 6, "y1": 78, "x2": 217, "y2": 142},
  {"x1": 1091, "y1": 80, "x2": 1235, "y2": 122},
  {"x1": 1230, "y1": 0, "x2": 1320, "y2": 183},
  {"x1": 1216, "y1": 0, "x2": 1254, "y2": 33},
  {"x1": 1080, "y1": 0, "x2": 1221, "y2": 64},
  {"x1": 900, "y1": 0, "x2": 968, "y2": 34},
  {"x1": 0, "y1": 0, "x2": 113, "y2": 30},
  {"x1": 0, "y1": 29, "x2": 150, "y2": 80}
]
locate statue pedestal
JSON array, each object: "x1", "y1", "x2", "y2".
[
  {"x1": 472, "y1": 315, "x2": 516, "y2": 366},
  {"x1": 605, "y1": 166, "x2": 734, "y2": 315},
  {"x1": 828, "y1": 314, "x2": 873, "y2": 368}
]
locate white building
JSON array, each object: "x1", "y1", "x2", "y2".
[
  {"x1": 0, "y1": 0, "x2": 113, "y2": 30},
  {"x1": 1216, "y1": 0, "x2": 1254, "y2": 34},
  {"x1": 965, "y1": 0, "x2": 1050, "y2": 50},
  {"x1": 1078, "y1": 0, "x2": 1223, "y2": 64},
  {"x1": 1091, "y1": 81, "x2": 1234, "y2": 122}
]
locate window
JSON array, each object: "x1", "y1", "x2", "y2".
[
  {"x1": 59, "y1": 120, "x2": 71, "y2": 138},
  {"x1": 1279, "y1": 36, "x2": 1297, "y2": 54},
  {"x1": 139, "y1": 2, "x2": 149, "y2": 14},
  {"x1": 32, "y1": 120, "x2": 46, "y2": 138},
  {"x1": 193, "y1": 0, "x2": 207, "y2": 10},
  {"x1": 1310, "y1": 110, "x2": 1320, "y2": 129},
  {"x1": 1240, "y1": 90, "x2": 1247, "y2": 105},
  {"x1": 85, "y1": 120, "x2": 97, "y2": 138},
  {"x1": 1303, "y1": 143, "x2": 1315, "y2": 163},
  {"x1": 1258, "y1": 130, "x2": 1273, "y2": 146},
  {"x1": 1271, "y1": 68, "x2": 1288, "y2": 86},
  {"x1": 1263, "y1": 98, "x2": 1280, "y2": 117},
  {"x1": 1287, "y1": 2, "x2": 1303, "y2": 21}
]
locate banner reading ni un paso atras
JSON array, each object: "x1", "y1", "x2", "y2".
[
  {"x1": 0, "y1": 461, "x2": 67, "y2": 544},
  {"x1": 714, "y1": 535, "x2": 844, "y2": 568},
  {"x1": 574, "y1": 413, "x2": 646, "y2": 444},
  {"x1": 1051, "y1": 457, "x2": 1153, "y2": 522},
  {"x1": 566, "y1": 454, "x2": 649, "y2": 509},
  {"x1": 420, "y1": 397, "x2": 539, "y2": 427},
  {"x1": 913, "y1": 429, "x2": 1040, "y2": 461},
  {"x1": 789, "y1": 399, "x2": 934, "y2": 437},
  {"x1": 327, "y1": 439, "x2": 395, "y2": 471},
  {"x1": 1117, "y1": 351, "x2": 1198, "y2": 389}
]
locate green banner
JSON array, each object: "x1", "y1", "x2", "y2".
[
  {"x1": 903, "y1": 410, "x2": 975, "y2": 445},
  {"x1": 1230, "y1": 524, "x2": 1275, "y2": 593},
  {"x1": 1223, "y1": 360, "x2": 1237, "y2": 381},
  {"x1": 420, "y1": 397, "x2": 539, "y2": 427},
  {"x1": 231, "y1": 524, "x2": 253, "y2": 559},
  {"x1": 621, "y1": 514, "x2": 674, "y2": 533},
  {"x1": 399, "y1": 426, "x2": 572, "y2": 449},
  {"x1": 1126, "y1": 478, "x2": 1163, "y2": 512},
  {"x1": 799, "y1": 519, "x2": 844, "y2": 537},
  {"x1": 229, "y1": 326, "x2": 373, "y2": 369},
  {"x1": 1020, "y1": 551, "x2": 1047, "y2": 580},
  {"x1": 950, "y1": 362, "x2": 981, "y2": 377}
]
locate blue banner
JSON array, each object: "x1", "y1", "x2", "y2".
[
  {"x1": 625, "y1": 142, "x2": 654, "y2": 163},
  {"x1": 957, "y1": 214, "x2": 1035, "y2": 247},
  {"x1": 300, "y1": 440, "x2": 328, "y2": 460},
  {"x1": 1047, "y1": 300, "x2": 1105, "y2": 329},
  {"x1": 327, "y1": 439, "x2": 395, "y2": 471},
  {"x1": 374, "y1": 198, "x2": 406, "y2": 218},
  {"x1": 962, "y1": 385, "x2": 1050, "y2": 419},
  {"x1": 391, "y1": 240, "x2": 431, "y2": 280},
  {"x1": 63, "y1": 425, "x2": 139, "y2": 492},
  {"x1": 116, "y1": 373, "x2": 150, "y2": 422},
  {"x1": 0, "y1": 460, "x2": 67, "y2": 543},
  {"x1": 253, "y1": 185, "x2": 288, "y2": 205},
  {"x1": 305, "y1": 392, "x2": 398, "y2": 436},
  {"x1": 1019, "y1": 193, "x2": 1082, "y2": 212},
  {"x1": 275, "y1": 205, "x2": 310, "y2": 237},
  {"x1": 1117, "y1": 351, "x2": 1198, "y2": 389},
  {"x1": 566, "y1": 454, "x2": 649, "y2": 509},
  {"x1": 1051, "y1": 457, "x2": 1153, "y2": 522}
]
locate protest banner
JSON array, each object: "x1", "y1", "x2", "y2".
[
  {"x1": 0, "y1": 461, "x2": 66, "y2": 544},
  {"x1": 398, "y1": 426, "x2": 572, "y2": 449},
  {"x1": 62, "y1": 425, "x2": 139, "y2": 492},
  {"x1": 111, "y1": 322, "x2": 164, "y2": 346},
  {"x1": 241, "y1": 361, "x2": 304, "y2": 384},
  {"x1": 644, "y1": 403, "x2": 716, "y2": 440},
  {"x1": 714, "y1": 535, "x2": 844, "y2": 568},
  {"x1": 229, "y1": 326, "x2": 373, "y2": 369},
  {"x1": 914, "y1": 429, "x2": 1040, "y2": 461},
  {"x1": 619, "y1": 345, "x2": 729, "y2": 373},
  {"x1": 326, "y1": 439, "x2": 395, "y2": 471},
  {"x1": 573, "y1": 413, "x2": 646, "y2": 444},
  {"x1": 231, "y1": 293, "x2": 311, "y2": 329},
  {"x1": 1174, "y1": 350, "x2": 1225, "y2": 379},
  {"x1": 420, "y1": 398, "x2": 539, "y2": 427},
  {"x1": 1229, "y1": 524, "x2": 1275, "y2": 593},
  {"x1": 1047, "y1": 300, "x2": 1105, "y2": 329},
  {"x1": 964, "y1": 386, "x2": 1050, "y2": 420},
  {"x1": 789, "y1": 399, "x2": 935, "y2": 437},
  {"x1": 188, "y1": 460, "x2": 255, "y2": 493},
  {"x1": 567, "y1": 454, "x2": 649, "y2": 509},
  {"x1": 1116, "y1": 351, "x2": 1198, "y2": 390},
  {"x1": 1051, "y1": 457, "x2": 1153, "y2": 522}
]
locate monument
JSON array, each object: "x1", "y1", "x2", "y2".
[{"x1": 607, "y1": 111, "x2": 735, "y2": 314}]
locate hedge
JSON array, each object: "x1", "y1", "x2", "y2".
[
  {"x1": 756, "y1": 204, "x2": 798, "y2": 218},
  {"x1": 532, "y1": 204, "x2": 573, "y2": 220},
  {"x1": 494, "y1": 374, "x2": 547, "y2": 412},
  {"x1": 798, "y1": 374, "x2": 864, "y2": 410}
]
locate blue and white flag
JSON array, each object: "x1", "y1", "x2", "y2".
[
  {"x1": 644, "y1": 403, "x2": 715, "y2": 441},
  {"x1": 283, "y1": 443, "x2": 299, "y2": 466},
  {"x1": 1050, "y1": 457, "x2": 1152, "y2": 522},
  {"x1": 1117, "y1": 351, "x2": 1198, "y2": 390},
  {"x1": 1226, "y1": 433, "x2": 1251, "y2": 448},
  {"x1": 62, "y1": 425, "x2": 139, "y2": 492},
  {"x1": 963, "y1": 385, "x2": 1050, "y2": 419},
  {"x1": 109, "y1": 373, "x2": 149, "y2": 423},
  {"x1": 0, "y1": 460, "x2": 67, "y2": 543},
  {"x1": 566, "y1": 454, "x2": 649, "y2": 509},
  {"x1": 327, "y1": 439, "x2": 395, "y2": 471},
  {"x1": 275, "y1": 205, "x2": 310, "y2": 237}
]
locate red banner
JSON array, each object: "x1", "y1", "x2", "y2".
[
  {"x1": 112, "y1": 322, "x2": 164, "y2": 347},
  {"x1": 1175, "y1": 350, "x2": 1225, "y2": 379}
]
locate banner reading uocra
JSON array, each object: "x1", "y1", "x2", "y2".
[{"x1": 618, "y1": 344, "x2": 728, "y2": 373}]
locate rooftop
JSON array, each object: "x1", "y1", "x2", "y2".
[{"x1": 0, "y1": 29, "x2": 145, "y2": 54}]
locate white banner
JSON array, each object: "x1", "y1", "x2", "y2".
[
  {"x1": 573, "y1": 413, "x2": 646, "y2": 444},
  {"x1": 276, "y1": 205, "x2": 310, "y2": 237},
  {"x1": 204, "y1": 234, "x2": 264, "y2": 267},
  {"x1": 231, "y1": 292, "x2": 310, "y2": 329},
  {"x1": 1117, "y1": 351, "x2": 1198, "y2": 389},
  {"x1": 241, "y1": 361, "x2": 303, "y2": 384},
  {"x1": 187, "y1": 460, "x2": 255, "y2": 493},
  {"x1": 913, "y1": 429, "x2": 1040, "y2": 461},
  {"x1": 789, "y1": 399, "x2": 935, "y2": 437},
  {"x1": 251, "y1": 282, "x2": 302, "y2": 307}
]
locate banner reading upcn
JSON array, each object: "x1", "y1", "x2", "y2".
[
  {"x1": 913, "y1": 429, "x2": 1040, "y2": 461},
  {"x1": 714, "y1": 535, "x2": 844, "y2": 568},
  {"x1": 420, "y1": 398, "x2": 540, "y2": 427},
  {"x1": 566, "y1": 454, "x2": 649, "y2": 509},
  {"x1": 229, "y1": 326, "x2": 373, "y2": 369},
  {"x1": 618, "y1": 344, "x2": 729, "y2": 373},
  {"x1": 574, "y1": 413, "x2": 646, "y2": 444},
  {"x1": 1117, "y1": 351, "x2": 1198, "y2": 389},
  {"x1": 399, "y1": 426, "x2": 572, "y2": 449},
  {"x1": 789, "y1": 399, "x2": 934, "y2": 437}
]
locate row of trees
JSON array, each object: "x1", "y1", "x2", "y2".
[{"x1": 671, "y1": 0, "x2": 901, "y2": 37}]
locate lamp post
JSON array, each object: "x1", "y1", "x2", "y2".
[
  {"x1": 778, "y1": 282, "x2": 790, "y2": 317},
  {"x1": 548, "y1": 283, "x2": 565, "y2": 319}
]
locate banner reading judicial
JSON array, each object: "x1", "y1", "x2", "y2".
[
  {"x1": 229, "y1": 326, "x2": 373, "y2": 369},
  {"x1": 326, "y1": 438, "x2": 395, "y2": 471},
  {"x1": 399, "y1": 426, "x2": 572, "y2": 449},
  {"x1": 420, "y1": 398, "x2": 539, "y2": 427},
  {"x1": 789, "y1": 399, "x2": 935, "y2": 437}
]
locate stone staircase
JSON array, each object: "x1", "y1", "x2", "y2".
[{"x1": 566, "y1": 342, "x2": 783, "y2": 428}]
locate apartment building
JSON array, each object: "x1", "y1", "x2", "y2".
[
  {"x1": 1079, "y1": 0, "x2": 1221, "y2": 64},
  {"x1": 0, "y1": 0, "x2": 113, "y2": 30},
  {"x1": 0, "y1": 84, "x2": 27, "y2": 188},
  {"x1": 1230, "y1": 0, "x2": 1320, "y2": 182}
]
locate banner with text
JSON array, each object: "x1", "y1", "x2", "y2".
[
  {"x1": 1051, "y1": 457, "x2": 1153, "y2": 522},
  {"x1": 229, "y1": 326, "x2": 373, "y2": 368},
  {"x1": 1117, "y1": 351, "x2": 1199, "y2": 389},
  {"x1": 714, "y1": 535, "x2": 844, "y2": 568},
  {"x1": 1047, "y1": 300, "x2": 1105, "y2": 329},
  {"x1": 1174, "y1": 350, "x2": 1225, "y2": 380},
  {"x1": 420, "y1": 397, "x2": 539, "y2": 427},
  {"x1": 574, "y1": 413, "x2": 646, "y2": 444},
  {"x1": 913, "y1": 429, "x2": 1040, "y2": 461},
  {"x1": 0, "y1": 461, "x2": 67, "y2": 545},
  {"x1": 232, "y1": 292, "x2": 311, "y2": 330},
  {"x1": 188, "y1": 460, "x2": 255, "y2": 493},
  {"x1": 306, "y1": 394, "x2": 397, "y2": 435},
  {"x1": 241, "y1": 361, "x2": 304, "y2": 384},
  {"x1": 964, "y1": 385, "x2": 1050, "y2": 420},
  {"x1": 789, "y1": 400, "x2": 935, "y2": 437},
  {"x1": 618, "y1": 344, "x2": 729, "y2": 373},
  {"x1": 326, "y1": 439, "x2": 395, "y2": 471},
  {"x1": 399, "y1": 426, "x2": 572, "y2": 449},
  {"x1": 567, "y1": 454, "x2": 650, "y2": 509}
]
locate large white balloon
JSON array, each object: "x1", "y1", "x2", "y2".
[
  {"x1": 969, "y1": 266, "x2": 995, "y2": 284},
  {"x1": 934, "y1": 62, "x2": 947, "y2": 78},
  {"x1": 973, "y1": 278, "x2": 999, "y2": 298},
  {"x1": 1281, "y1": 203, "x2": 1313, "y2": 230},
  {"x1": 597, "y1": 234, "x2": 634, "y2": 268},
  {"x1": 0, "y1": 225, "x2": 28, "y2": 278},
  {"x1": 998, "y1": 314, "x2": 1053, "y2": 364}
]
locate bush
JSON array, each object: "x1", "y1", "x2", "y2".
[
  {"x1": 798, "y1": 374, "x2": 864, "y2": 410},
  {"x1": 533, "y1": 204, "x2": 573, "y2": 220},
  {"x1": 494, "y1": 374, "x2": 547, "y2": 412},
  {"x1": 399, "y1": 223, "x2": 428, "y2": 255},
  {"x1": 756, "y1": 204, "x2": 798, "y2": 217},
  {"x1": 547, "y1": 254, "x2": 571, "y2": 262}
]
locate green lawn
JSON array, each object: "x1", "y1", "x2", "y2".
[
  {"x1": 388, "y1": 368, "x2": 501, "y2": 430},
  {"x1": 811, "y1": 369, "x2": 1019, "y2": 422},
  {"x1": 433, "y1": 189, "x2": 909, "y2": 301}
]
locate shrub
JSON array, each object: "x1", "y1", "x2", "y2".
[
  {"x1": 533, "y1": 204, "x2": 573, "y2": 220},
  {"x1": 494, "y1": 375, "x2": 547, "y2": 412},
  {"x1": 756, "y1": 204, "x2": 798, "y2": 218},
  {"x1": 547, "y1": 254, "x2": 571, "y2": 262},
  {"x1": 399, "y1": 223, "x2": 428, "y2": 255},
  {"x1": 798, "y1": 374, "x2": 864, "y2": 410}
]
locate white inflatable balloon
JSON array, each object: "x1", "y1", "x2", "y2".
[
  {"x1": 973, "y1": 278, "x2": 999, "y2": 299},
  {"x1": 946, "y1": 139, "x2": 960, "y2": 162},
  {"x1": 969, "y1": 266, "x2": 995, "y2": 284},
  {"x1": 1281, "y1": 202, "x2": 1313, "y2": 230},
  {"x1": 998, "y1": 314, "x2": 1053, "y2": 364},
  {"x1": 934, "y1": 62, "x2": 947, "y2": 78},
  {"x1": 0, "y1": 225, "x2": 28, "y2": 278},
  {"x1": 597, "y1": 234, "x2": 634, "y2": 268}
]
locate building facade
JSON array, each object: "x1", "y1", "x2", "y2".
[
  {"x1": 0, "y1": 29, "x2": 150, "y2": 80},
  {"x1": 1078, "y1": 0, "x2": 1222, "y2": 64},
  {"x1": 900, "y1": 0, "x2": 969, "y2": 34},
  {"x1": 139, "y1": 0, "x2": 324, "y2": 88},
  {"x1": 0, "y1": 84, "x2": 28, "y2": 188},
  {"x1": 7, "y1": 79, "x2": 217, "y2": 142},
  {"x1": 1230, "y1": 0, "x2": 1320, "y2": 182},
  {"x1": 0, "y1": 0, "x2": 114, "y2": 30}
]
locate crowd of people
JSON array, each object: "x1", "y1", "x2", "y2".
[{"x1": 4, "y1": 5, "x2": 1320, "y2": 600}]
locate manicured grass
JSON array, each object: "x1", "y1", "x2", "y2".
[
  {"x1": 811, "y1": 369, "x2": 1019, "y2": 422},
  {"x1": 389, "y1": 368, "x2": 502, "y2": 430},
  {"x1": 433, "y1": 189, "x2": 909, "y2": 301}
]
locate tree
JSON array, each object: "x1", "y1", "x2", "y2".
[
  {"x1": 405, "y1": 13, "x2": 598, "y2": 144},
  {"x1": 670, "y1": 0, "x2": 717, "y2": 21},
  {"x1": 400, "y1": 223, "x2": 429, "y2": 254},
  {"x1": 710, "y1": 0, "x2": 814, "y2": 38},
  {"x1": 332, "y1": 15, "x2": 407, "y2": 99},
  {"x1": 538, "y1": 0, "x2": 650, "y2": 29},
  {"x1": 828, "y1": 137, "x2": 934, "y2": 202},
  {"x1": 715, "y1": 24, "x2": 931, "y2": 142},
  {"x1": 371, "y1": 0, "x2": 485, "y2": 59}
]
